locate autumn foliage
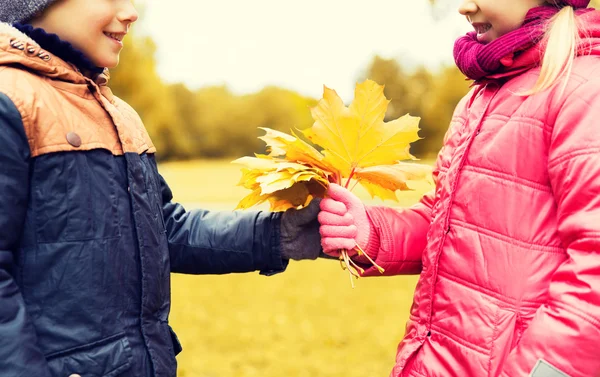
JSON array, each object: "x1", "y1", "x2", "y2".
[
  {"x1": 233, "y1": 80, "x2": 431, "y2": 212},
  {"x1": 110, "y1": 31, "x2": 471, "y2": 163},
  {"x1": 232, "y1": 80, "x2": 432, "y2": 285}
]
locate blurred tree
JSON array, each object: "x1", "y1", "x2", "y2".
[
  {"x1": 112, "y1": 0, "x2": 596, "y2": 162},
  {"x1": 110, "y1": 32, "x2": 195, "y2": 160},
  {"x1": 419, "y1": 66, "x2": 471, "y2": 154},
  {"x1": 363, "y1": 56, "x2": 470, "y2": 158},
  {"x1": 192, "y1": 86, "x2": 316, "y2": 158},
  {"x1": 109, "y1": 9, "x2": 319, "y2": 162}
]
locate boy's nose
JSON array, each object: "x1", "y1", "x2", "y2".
[
  {"x1": 458, "y1": 0, "x2": 478, "y2": 16},
  {"x1": 118, "y1": 1, "x2": 139, "y2": 24}
]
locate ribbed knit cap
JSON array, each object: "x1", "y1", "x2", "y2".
[
  {"x1": 0, "y1": 0, "x2": 58, "y2": 24},
  {"x1": 563, "y1": 0, "x2": 591, "y2": 8}
]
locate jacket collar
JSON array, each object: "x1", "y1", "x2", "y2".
[
  {"x1": 12, "y1": 23, "x2": 105, "y2": 76},
  {"x1": 0, "y1": 22, "x2": 110, "y2": 87}
]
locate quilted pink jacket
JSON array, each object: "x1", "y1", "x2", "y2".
[{"x1": 362, "y1": 11, "x2": 600, "y2": 377}]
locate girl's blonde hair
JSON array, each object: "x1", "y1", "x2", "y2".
[{"x1": 524, "y1": 5, "x2": 582, "y2": 96}]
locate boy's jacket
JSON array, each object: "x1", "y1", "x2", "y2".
[{"x1": 0, "y1": 23, "x2": 286, "y2": 377}]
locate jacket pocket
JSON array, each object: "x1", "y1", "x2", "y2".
[
  {"x1": 32, "y1": 151, "x2": 121, "y2": 243},
  {"x1": 488, "y1": 307, "x2": 520, "y2": 377},
  {"x1": 46, "y1": 332, "x2": 133, "y2": 377}
]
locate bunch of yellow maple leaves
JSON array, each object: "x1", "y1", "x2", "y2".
[{"x1": 233, "y1": 79, "x2": 431, "y2": 286}]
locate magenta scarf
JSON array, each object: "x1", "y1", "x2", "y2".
[{"x1": 454, "y1": 2, "x2": 592, "y2": 81}]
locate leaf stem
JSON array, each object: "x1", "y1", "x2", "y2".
[
  {"x1": 347, "y1": 257, "x2": 365, "y2": 275},
  {"x1": 341, "y1": 250, "x2": 356, "y2": 288},
  {"x1": 354, "y1": 243, "x2": 385, "y2": 274},
  {"x1": 345, "y1": 167, "x2": 357, "y2": 189}
]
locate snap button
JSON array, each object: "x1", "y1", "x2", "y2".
[
  {"x1": 37, "y1": 51, "x2": 51, "y2": 61},
  {"x1": 66, "y1": 132, "x2": 82, "y2": 147},
  {"x1": 10, "y1": 41, "x2": 25, "y2": 50}
]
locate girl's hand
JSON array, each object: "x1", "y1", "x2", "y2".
[{"x1": 318, "y1": 184, "x2": 372, "y2": 257}]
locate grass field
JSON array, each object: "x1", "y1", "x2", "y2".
[{"x1": 158, "y1": 159, "x2": 429, "y2": 377}]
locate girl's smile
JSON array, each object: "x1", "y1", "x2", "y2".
[
  {"x1": 459, "y1": 0, "x2": 547, "y2": 43},
  {"x1": 470, "y1": 21, "x2": 493, "y2": 42}
]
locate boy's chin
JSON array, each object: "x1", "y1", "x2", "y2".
[{"x1": 92, "y1": 55, "x2": 119, "y2": 69}]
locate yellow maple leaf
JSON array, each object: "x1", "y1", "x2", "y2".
[
  {"x1": 257, "y1": 169, "x2": 327, "y2": 195},
  {"x1": 235, "y1": 179, "x2": 326, "y2": 211},
  {"x1": 236, "y1": 188, "x2": 268, "y2": 210},
  {"x1": 258, "y1": 127, "x2": 338, "y2": 174},
  {"x1": 237, "y1": 168, "x2": 263, "y2": 190},
  {"x1": 354, "y1": 162, "x2": 433, "y2": 200},
  {"x1": 234, "y1": 79, "x2": 431, "y2": 210},
  {"x1": 233, "y1": 79, "x2": 433, "y2": 284},
  {"x1": 303, "y1": 80, "x2": 421, "y2": 177},
  {"x1": 233, "y1": 156, "x2": 329, "y2": 210}
]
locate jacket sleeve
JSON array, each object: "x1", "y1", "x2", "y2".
[
  {"x1": 159, "y1": 175, "x2": 288, "y2": 276},
  {"x1": 500, "y1": 79, "x2": 600, "y2": 377},
  {"x1": 0, "y1": 93, "x2": 52, "y2": 376},
  {"x1": 357, "y1": 125, "x2": 455, "y2": 277},
  {"x1": 358, "y1": 191, "x2": 434, "y2": 277}
]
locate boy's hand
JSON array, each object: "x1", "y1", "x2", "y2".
[{"x1": 279, "y1": 199, "x2": 322, "y2": 260}]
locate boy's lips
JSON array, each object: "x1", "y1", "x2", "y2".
[{"x1": 103, "y1": 32, "x2": 126, "y2": 42}]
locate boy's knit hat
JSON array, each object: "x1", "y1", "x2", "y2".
[
  {"x1": 0, "y1": 0, "x2": 58, "y2": 24},
  {"x1": 0, "y1": 0, "x2": 591, "y2": 25}
]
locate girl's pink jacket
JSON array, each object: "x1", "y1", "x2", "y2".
[{"x1": 363, "y1": 11, "x2": 600, "y2": 377}]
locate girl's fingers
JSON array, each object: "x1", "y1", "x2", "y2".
[
  {"x1": 322, "y1": 249, "x2": 342, "y2": 258},
  {"x1": 327, "y1": 183, "x2": 358, "y2": 205},
  {"x1": 319, "y1": 225, "x2": 357, "y2": 239},
  {"x1": 318, "y1": 211, "x2": 354, "y2": 227},
  {"x1": 320, "y1": 197, "x2": 347, "y2": 215},
  {"x1": 321, "y1": 237, "x2": 356, "y2": 252}
]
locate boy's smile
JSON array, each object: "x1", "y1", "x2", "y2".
[
  {"x1": 104, "y1": 31, "x2": 126, "y2": 47},
  {"x1": 30, "y1": 0, "x2": 138, "y2": 69}
]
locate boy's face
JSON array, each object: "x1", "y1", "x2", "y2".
[
  {"x1": 30, "y1": 0, "x2": 138, "y2": 69},
  {"x1": 458, "y1": 0, "x2": 547, "y2": 44}
]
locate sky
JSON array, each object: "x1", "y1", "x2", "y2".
[{"x1": 138, "y1": 0, "x2": 471, "y2": 100}]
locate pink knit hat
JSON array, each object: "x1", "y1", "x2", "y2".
[{"x1": 562, "y1": 0, "x2": 591, "y2": 8}]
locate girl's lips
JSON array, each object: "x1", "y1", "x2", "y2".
[{"x1": 471, "y1": 22, "x2": 492, "y2": 42}]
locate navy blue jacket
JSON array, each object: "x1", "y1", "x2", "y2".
[{"x1": 0, "y1": 23, "x2": 286, "y2": 377}]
